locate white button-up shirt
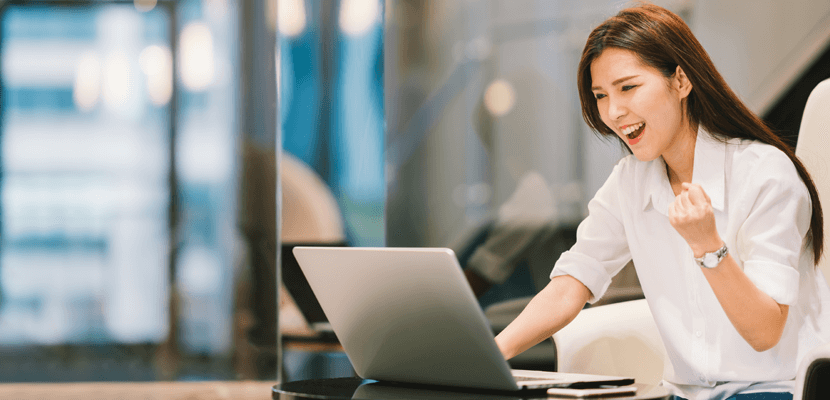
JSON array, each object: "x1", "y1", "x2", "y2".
[{"x1": 551, "y1": 131, "x2": 830, "y2": 400}]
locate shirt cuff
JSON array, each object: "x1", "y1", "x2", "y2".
[
  {"x1": 550, "y1": 250, "x2": 613, "y2": 304},
  {"x1": 742, "y1": 260, "x2": 800, "y2": 305}
]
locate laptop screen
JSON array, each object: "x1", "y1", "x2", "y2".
[{"x1": 282, "y1": 242, "x2": 346, "y2": 327}]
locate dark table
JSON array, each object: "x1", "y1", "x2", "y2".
[{"x1": 272, "y1": 377, "x2": 675, "y2": 399}]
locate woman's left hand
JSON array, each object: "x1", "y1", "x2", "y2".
[{"x1": 668, "y1": 182, "x2": 723, "y2": 257}]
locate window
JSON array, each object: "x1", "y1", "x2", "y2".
[{"x1": 0, "y1": 0, "x2": 239, "y2": 381}]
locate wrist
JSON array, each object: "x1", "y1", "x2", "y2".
[
  {"x1": 694, "y1": 242, "x2": 729, "y2": 269},
  {"x1": 691, "y1": 239, "x2": 724, "y2": 258},
  {"x1": 494, "y1": 334, "x2": 516, "y2": 360}
]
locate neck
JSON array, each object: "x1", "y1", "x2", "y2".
[{"x1": 664, "y1": 123, "x2": 698, "y2": 186}]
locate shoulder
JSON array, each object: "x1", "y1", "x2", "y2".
[
  {"x1": 727, "y1": 139, "x2": 807, "y2": 196},
  {"x1": 729, "y1": 139, "x2": 794, "y2": 173},
  {"x1": 598, "y1": 154, "x2": 664, "y2": 207},
  {"x1": 602, "y1": 154, "x2": 648, "y2": 194},
  {"x1": 614, "y1": 154, "x2": 637, "y2": 172}
]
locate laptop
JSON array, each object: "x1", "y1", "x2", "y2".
[
  {"x1": 291, "y1": 246, "x2": 634, "y2": 392},
  {"x1": 281, "y1": 243, "x2": 342, "y2": 338}
]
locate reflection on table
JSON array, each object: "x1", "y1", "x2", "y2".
[{"x1": 272, "y1": 377, "x2": 675, "y2": 400}]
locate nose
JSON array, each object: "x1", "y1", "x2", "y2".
[{"x1": 607, "y1": 95, "x2": 627, "y2": 122}]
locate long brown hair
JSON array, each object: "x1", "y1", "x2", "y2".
[{"x1": 577, "y1": 3, "x2": 824, "y2": 264}]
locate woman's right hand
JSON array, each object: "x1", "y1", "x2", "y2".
[
  {"x1": 668, "y1": 182, "x2": 723, "y2": 257},
  {"x1": 493, "y1": 275, "x2": 590, "y2": 360}
]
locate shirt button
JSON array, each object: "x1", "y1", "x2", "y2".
[{"x1": 695, "y1": 331, "x2": 702, "y2": 338}]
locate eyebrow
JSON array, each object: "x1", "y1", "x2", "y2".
[{"x1": 591, "y1": 75, "x2": 639, "y2": 91}]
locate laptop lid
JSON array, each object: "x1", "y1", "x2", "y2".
[
  {"x1": 281, "y1": 243, "x2": 345, "y2": 332},
  {"x1": 292, "y1": 246, "x2": 634, "y2": 392},
  {"x1": 292, "y1": 246, "x2": 521, "y2": 391}
]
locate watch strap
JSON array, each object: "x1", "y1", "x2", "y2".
[{"x1": 695, "y1": 243, "x2": 728, "y2": 269}]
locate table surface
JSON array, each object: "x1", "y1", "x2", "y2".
[
  {"x1": 0, "y1": 381, "x2": 277, "y2": 400},
  {"x1": 272, "y1": 377, "x2": 675, "y2": 400}
]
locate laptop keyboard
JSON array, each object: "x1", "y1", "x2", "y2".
[
  {"x1": 513, "y1": 374, "x2": 561, "y2": 382},
  {"x1": 514, "y1": 376, "x2": 543, "y2": 382}
]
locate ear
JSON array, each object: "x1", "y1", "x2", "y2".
[{"x1": 673, "y1": 65, "x2": 693, "y2": 100}]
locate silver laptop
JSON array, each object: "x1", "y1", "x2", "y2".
[{"x1": 291, "y1": 246, "x2": 634, "y2": 392}]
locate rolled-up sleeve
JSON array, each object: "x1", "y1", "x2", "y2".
[
  {"x1": 735, "y1": 154, "x2": 810, "y2": 306},
  {"x1": 551, "y1": 162, "x2": 632, "y2": 303}
]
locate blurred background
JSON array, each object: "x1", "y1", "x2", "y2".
[
  {"x1": 0, "y1": 0, "x2": 826, "y2": 385},
  {"x1": 0, "y1": 0, "x2": 241, "y2": 382}
]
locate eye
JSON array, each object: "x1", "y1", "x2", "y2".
[
  {"x1": 621, "y1": 84, "x2": 637, "y2": 91},
  {"x1": 594, "y1": 93, "x2": 606, "y2": 100}
]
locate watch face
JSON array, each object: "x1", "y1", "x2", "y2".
[{"x1": 704, "y1": 253, "x2": 718, "y2": 268}]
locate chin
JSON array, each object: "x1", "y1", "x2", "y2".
[{"x1": 631, "y1": 149, "x2": 659, "y2": 162}]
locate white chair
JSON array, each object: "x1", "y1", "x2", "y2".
[
  {"x1": 281, "y1": 152, "x2": 345, "y2": 244},
  {"x1": 795, "y1": 341, "x2": 830, "y2": 400},
  {"x1": 793, "y1": 78, "x2": 830, "y2": 400},
  {"x1": 795, "y1": 78, "x2": 830, "y2": 289},
  {"x1": 279, "y1": 152, "x2": 346, "y2": 332},
  {"x1": 552, "y1": 299, "x2": 667, "y2": 386}
]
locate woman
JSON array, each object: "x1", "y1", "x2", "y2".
[{"x1": 494, "y1": 4, "x2": 830, "y2": 400}]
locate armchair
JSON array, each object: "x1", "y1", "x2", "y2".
[
  {"x1": 794, "y1": 77, "x2": 830, "y2": 288},
  {"x1": 552, "y1": 299, "x2": 667, "y2": 386},
  {"x1": 793, "y1": 77, "x2": 830, "y2": 400}
]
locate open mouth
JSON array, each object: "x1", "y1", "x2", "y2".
[{"x1": 622, "y1": 122, "x2": 645, "y2": 143}]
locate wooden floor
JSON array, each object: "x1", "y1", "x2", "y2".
[{"x1": 0, "y1": 381, "x2": 278, "y2": 400}]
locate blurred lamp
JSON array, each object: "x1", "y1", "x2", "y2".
[
  {"x1": 73, "y1": 51, "x2": 101, "y2": 112},
  {"x1": 134, "y1": 0, "x2": 157, "y2": 12},
  {"x1": 140, "y1": 45, "x2": 173, "y2": 106},
  {"x1": 102, "y1": 51, "x2": 134, "y2": 114},
  {"x1": 339, "y1": 0, "x2": 380, "y2": 37},
  {"x1": 484, "y1": 79, "x2": 516, "y2": 117},
  {"x1": 278, "y1": 0, "x2": 307, "y2": 37},
  {"x1": 179, "y1": 23, "x2": 215, "y2": 91}
]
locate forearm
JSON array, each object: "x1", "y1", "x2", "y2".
[
  {"x1": 670, "y1": 182, "x2": 789, "y2": 352},
  {"x1": 701, "y1": 254, "x2": 789, "y2": 351},
  {"x1": 495, "y1": 275, "x2": 590, "y2": 359}
]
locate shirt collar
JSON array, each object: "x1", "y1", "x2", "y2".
[
  {"x1": 692, "y1": 130, "x2": 726, "y2": 211},
  {"x1": 641, "y1": 127, "x2": 726, "y2": 214}
]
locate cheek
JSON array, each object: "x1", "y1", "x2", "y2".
[
  {"x1": 649, "y1": 102, "x2": 682, "y2": 134},
  {"x1": 641, "y1": 88, "x2": 681, "y2": 127}
]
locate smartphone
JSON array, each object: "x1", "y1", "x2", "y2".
[{"x1": 547, "y1": 385, "x2": 637, "y2": 398}]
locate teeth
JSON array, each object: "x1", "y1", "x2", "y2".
[{"x1": 622, "y1": 122, "x2": 644, "y2": 136}]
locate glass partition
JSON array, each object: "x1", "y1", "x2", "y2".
[
  {"x1": 0, "y1": 0, "x2": 239, "y2": 381},
  {"x1": 0, "y1": 0, "x2": 171, "y2": 349}
]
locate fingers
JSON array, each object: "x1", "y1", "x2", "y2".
[
  {"x1": 678, "y1": 189, "x2": 693, "y2": 209},
  {"x1": 670, "y1": 183, "x2": 721, "y2": 254},
  {"x1": 670, "y1": 183, "x2": 713, "y2": 227},
  {"x1": 668, "y1": 198, "x2": 677, "y2": 218},
  {"x1": 681, "y1": 182, "x2": 711, "y2": 205},
  {"x1": 669, "y1": 189, "x2": 687, "y2": 219}
]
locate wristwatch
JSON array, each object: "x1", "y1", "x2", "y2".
[{"x1": 695, "y1": 243, "x2": 728, "y2": 269}]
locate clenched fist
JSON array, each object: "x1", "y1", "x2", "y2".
[{"x1": 668, "y1": 182, "x2": 724, "y2": 258}]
